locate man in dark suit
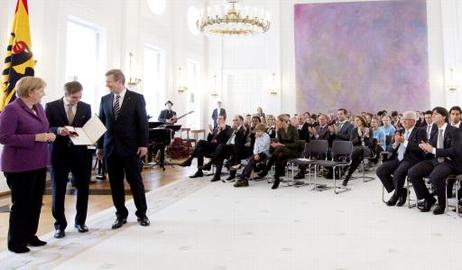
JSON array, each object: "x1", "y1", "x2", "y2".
[
  {"x1": 211, "y1": 101, "x2": 226, "y2": 128},
  {"x1": 376, "y1": 111, "x2": 427, "y2": 207},
  {"x1": 46, "y1": 81, "x2": 92, "y2": 238},
  {"x1": 201, "y1": 115, "x2": 248, "y2": 182},
  {"x1": 97, "y1": 69, "x2": 150, "y2": 229},
  {"x1": 158, "y1": 100, "x2": 176, "y2": 123},
  {"x1": 408, "y1": 107, "x2": 457, "y2": 215},
  {"x1": 331, "y1": 108, "x2": 353, "y2": 142},
  {"x1": 179, "y1": 115, "x2": 232, "y2": 178}
]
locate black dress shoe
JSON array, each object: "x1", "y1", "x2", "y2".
[
  {"x1": 293, "y1": 173, "x2": 305, "y2": 180},
  {"x1": 112, "y1": 218, "x2": 127, "y2": 230},
  {"x1": 179, "y1": 159, "x2": 192, "y2": 167},
  {"x1": 137, "y1": 216, "x2": 150, "y2": 226},
  {"x1": 234, "y1": 179, "x2": 249, "y2": 187},
  {"x1": 342, "y1": 179, "x2": 349, "y2": 187},
  {"x1": 75, "y1": 224, "x2": 89, "y2": 233},
  {"x1": 210, "y1": 176, "x2": 220, "y2": 182},
  {"x1": 258, "y1": 169, "x2": 268, "y2": 178},
  {"x1": 396, "y1": 189, "x2": 408, "y2": 207},
  {"x1": 54, "y1": 229, "x2": 65, "y2": 239},
  {"x1": 420, "y1": 197, "x2": 436, "y2": 212},
  {"x1": 386, "y1": 193, "x2": 399, "y2": 206},
  {"x1": 226, "y1": 172, "x2": 236, "y2": 181},
  {"x1": 189, "y1": 170, "x2": 204, "y2": 178},
  {"x1": 27, "y1": 236, "x2": 47, "y2": 247},
  {"x1": 199, "y1": 162, "x2": 212, "y2": 171},
  {"x1": 8, "y1": 245, "x2": 30, "y2": 253},
  {"x1": 271, "y1": 178, "x2": 280, "y2": 189},
  {"x1": 433, "y1": 204, "x2": 446, "y2": 215}
]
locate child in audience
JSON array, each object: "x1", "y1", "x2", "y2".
[{"x1": 234, "y1": 123, "x2": 270, "y2": 187}]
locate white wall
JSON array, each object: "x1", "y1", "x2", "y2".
[{"x1": 0, "y1": 0, "x2": 206, "y2": 193}]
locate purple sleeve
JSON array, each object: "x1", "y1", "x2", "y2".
[{"x1": 0, "y1": 106, "x2": 36, "y2": 148}]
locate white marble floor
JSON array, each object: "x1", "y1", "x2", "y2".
[{"x1": 1, "y1": 173, "x2": 462, "y2": 270}]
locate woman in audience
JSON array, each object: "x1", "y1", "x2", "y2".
[
  {"x1": 266, "y1": 114, "x2": 277, "y2": 138},
  {"x1": 370, "y1": 116, "x2": 385, "y2": 164},
  {"x1": 342, "y1": 115, "x2": 373, "y2": 186},
  {"x1": 259, "y1": 114, "x2": 300, "y2": 189},
  {"x1": 0, "y1": 77, "x2": 56, "y2": 253}
]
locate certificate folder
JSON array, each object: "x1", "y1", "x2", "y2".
[{"x1": 65, "y1": 115, "x2": 107, "y2": 146}]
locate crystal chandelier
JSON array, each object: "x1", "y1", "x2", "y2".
[{"x1": 196, "y1": 0, "x2": 271, "y2": 36}]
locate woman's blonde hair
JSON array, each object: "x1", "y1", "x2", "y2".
[
  {"x1": 277, "y1": 114, "x2": 290, "y2": 123},
  {"x1": 15, "y1": 76, "x2": 46, "y2": 98}
]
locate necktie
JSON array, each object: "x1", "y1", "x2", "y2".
[
  {"x1": 437, "y1": 129, "x2": 444, "y2": 163},
  {"x1": 67, "y1": 104, "x2": 75, "y2": 124},
  {"x1": 227, "y1": 130, "x2": 236, "y2": 145},
  {"x1": 113, "y1": 94, "x2": 120, "y2": 120},
  {"x1": 427, "y1": 125, "x2": 431, "y2": 140},
  {"x1": 397, "y1": 131, "x2": 409, "y2": 161}
]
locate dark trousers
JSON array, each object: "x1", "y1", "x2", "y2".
[
  {"x1": 346, "y1": 146, "x2": 371, "y2": 178},
  {"x1": 376, "y1": 158, "x2": 414, "y2": 194},
  {"x1": 240, "y1": 153, "x2": 268, "y2": 180},
  {"x1": 106, "y1": 154, "x2": 147, "y2": 218},
  {"x1": 267, "y1": 147, "x2": 299, "y2": 178},
  {"x1": 408, "y1": 159, "x2": 455, "y2": 206},
  {"x1": 211, "y1": 144, "x2": 233, "y2": 177},
  {"x1": 51, "y1": 150, "x2": 92, "y2": 229},
  {"x1": 5, "y1": 168, "x2": 46, "y2": 249},
  {"x1": 192, "y1": 140, "x2": 218, "y2": 168}
]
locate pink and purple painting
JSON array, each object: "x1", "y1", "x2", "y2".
[{"x1": 294, "y1": 0, "x2": 429, "y2": 113}]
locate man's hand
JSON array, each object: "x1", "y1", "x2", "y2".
[
  {"x1": 96, "y1": 149, "x2": 104, "y2": 160},
  {"x1": 59, "y1": 127, "x2": 71, "y2": 136},
  {"x1": 419, "y1": 142, "x2": 433, "y2": 153},
  {"x1": 137, "y1": 147, "x2": 148, "y2": 157},
  {"x1": 254, "y1": 154, "x2": 260, "y2": 161}
]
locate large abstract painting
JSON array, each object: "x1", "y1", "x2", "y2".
[{"x1": 294, "y1": 0, "x2": 429, "y2": 113}]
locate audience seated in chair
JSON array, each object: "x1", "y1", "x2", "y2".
[
  {"x1": 376, "y1": 111, "x2": 427, "y2": 207},
  {"x1": 258, "y1": 114, "x2": 301, "y2": 189},
  {"x1": 179, "y1": 115, "x2": 232, "y2": 178},
  {"x1": 408, "y1": 107, "x2": 460, "y2": 215},
  {"x1": 342, "y1": 115, "x2": 373, "y2": 186},
  {"x1": 234, "y1": 123, "x2": 271, "y2": 187}
]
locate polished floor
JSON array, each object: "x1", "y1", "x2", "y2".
[
  {"x1": 2, "y1": 168, "x2": 462, "y2": 269},
  {"x1": 0, "y1": 163, "x2": 194, "y2": 251}
]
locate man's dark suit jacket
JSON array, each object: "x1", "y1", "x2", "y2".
[
  {"x1": 333, "y1": 121, "x2": 353, "y2": 141},
  {"x1": 46, "y1": 99, "x2": 92, "y2": 165},
  {"x1": 435, "y1": 129, "x2": 462, "y2": 173},
  {"x1": 211, "y1": 108, "x2": 226, "y2": 128},
  {"x1": 98, "y1": 90, "x2": 148, "y2": 157},
  {"x1": 388, "y1": 127, "x2": 427, "y2": 164},
  {"x1": 158, "y1": 109, "x2": 176, "y2": 123},
  {"x1": 207, "y1": 125, "x2": 233, "y2": 144}
]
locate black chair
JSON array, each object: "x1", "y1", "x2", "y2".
[
  {"x1": 314, "y1": 141, "x2": 353, "y2": 194},
  {"x1": 287, "y1": 140, "x2": 329, "y2": 187}
]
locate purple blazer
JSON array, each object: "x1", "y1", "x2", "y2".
[{"x1": 0, "y1": 98, "x2": 50, "y2": 172}]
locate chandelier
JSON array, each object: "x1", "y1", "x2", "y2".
[{"x1": 196, "y1": 0, "x2": 271, "y2": 36}]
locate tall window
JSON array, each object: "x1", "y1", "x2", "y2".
[
  {"x1": 186, "y1": 59, "x2": 201, "y2": 128},
  {"x1": 65, "y1": 18, "x2": 103, "y2": 113},
  {"x1": 144, "y1": 45, "x2": 165, "y2": 119}
]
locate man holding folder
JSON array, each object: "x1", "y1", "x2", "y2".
[{"x1": 45, "y1": 81, "x2": 92, "y2": 238}]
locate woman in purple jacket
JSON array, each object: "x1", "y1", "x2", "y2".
[{"x1": 0, "y1": 77, "x2": 56, "y2": 253}]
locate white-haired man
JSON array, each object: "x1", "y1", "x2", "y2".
[{"x1": 376, "y1": 111, "x2": 427, "y2": 206}]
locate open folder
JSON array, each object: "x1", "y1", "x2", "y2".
[{"x1": 65, "y1": 115, "x2": 107, "y2": 145}]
